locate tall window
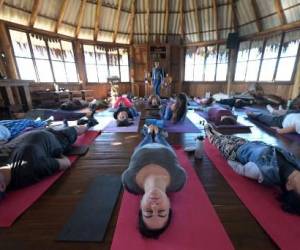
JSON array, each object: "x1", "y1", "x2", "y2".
[
  {"x1": 184, "y1": 45, "x2": 228, "y2": 81},
  {"x1": 276, "y1": 31, "x2": 300, "y2": 81},
  {"x1": 9, "y1": 29, "x2": 78, "y2": 83},
  {"x1": 83, "y1": 45, "x2": 129, "y2": 83}
]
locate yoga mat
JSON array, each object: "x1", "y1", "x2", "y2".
[
  {"x1": 57, "y1": 175, "x2": 121, "y2": 242},
  {"x1": 204, "y1": 139, "x2": 300, "y2": 250},
  {"x1": 247, "y1": 117, "x2": 300, "y2": 143},
  {"x1": 102, "y1": 113, "x2": 141, "y2": 133},
  {"x1": 111, "y1": 147, "x2": 234, "y2": 250},
  {"x1": 164, "y1": 117, "x2": 200, "y2": 133},
  {"x1": 0, "y1": 130, "x2": 101, "y2": 227}
]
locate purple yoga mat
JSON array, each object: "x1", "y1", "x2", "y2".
[
  {"x1": 102, "y1": 113, "x2": 141, "y2": 133},
  {"x1": 164, "y1": 117, "x2": 200, "y2": 133}
]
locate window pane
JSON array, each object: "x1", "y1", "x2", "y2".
[
  {"x1": 10, "y1": 30, "x2": 31, "y2": 58},
  {"x1": 35, "y1": 59, "x2": 54, "y2": 82},
  {"x1": 276, "y1": 57, "x2": 296, "y2": 81},
  {"x1": 109, "y1": 65, "x2": 120, "y2": 78},
  {"x1": 95, "y1": 47, "x2": 107, "y2": 65},
  {"x1": 194, "y1": 64, "x2": 204, "y2": 81},
  {"x1": 185, "y1": 49, "x2": 195, "y2": 65},
  {"x1": 216, "y1": 63, "x2": 227, "y2": 81},
  {"x1": 119, "y1": 48, "x2": 129, "y2": 65},
  {"x1": 237, "y1": 41, "x2": 250, "y2": 61},
  {"x1": 259, "y1": 59, "x2": 277, "y2": 81},
  {"x1": 16, "y1": 58, "x2": 37, "y2": 81},
  {"x1": 86, "y1": 64, "x2": 98, "y2": 82},
  {"x1": 195, "y1": 47, "x2": 205, "y2": 64},
  {"x1": 217, "y1": 45, "x2": 228, "y2": 63},
  {"x1": 263, "y1": 36, "x2": 281, "y2": 59},
  {"x1": 52, "y1": 61, "x2": 67, "y2": 82},
  {"x1": 249, "y1": 41, "x2": 263, "y2": 60},
  {"x1": 83, "y1": 45, "x2": 96, "y2": 64},
  {"x1": 30, "y1": 34, "x2": 49, "y2": 59},
  {"x1": 234, "y1": 62, "x2": 247, "y2": 81},
  {"x1": 120, "y1": 65, "x2": 129, "y2": 82},
  {"x1": 204, "y1": 64, "x2": 216, "y2": 81},
  {"x1": 108, "y1": 49, "x2": 119, "y2": 65},
  {"x1": 97, "y1": 65, "x2": 108, "y2": 82},
  {"x1": 65, "y1": 63, "x2": 78, "y2": 82},
  {"x1": 245, "y1": 60, "x2": 260, "y2": 81},
  {"x1": 280, "y1": 40, "x2": 299, "y2": 57},
  {"x1": 206, "y1": 46, "x2": 217, "y2": 64},
  {"x1": 184, "y1": 64, "x2": 194, "y2": 81},
  {"x1": 61, "y1": 41, "x2": 75, "y2": 62},
  {"x1": 48, "y1": 40, "x2": 63, "y2": 61}
]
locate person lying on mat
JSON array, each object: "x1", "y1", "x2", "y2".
[
  {"x1": 113, "y1": 95, "x2": 135, "y2": 109},
  {"x1": 113, "y1": 105, "x2": 138, "y2": 127},
  {"x1": 0, "y1": 125, "x2": 88, "y2": 200},
  {"x1": 160, "y1": 93, "x2": 187, "y2": 124},
  {"x1": 207, "y1": 106, "x2": 237, "y2": 125},
  {"x1": 147, "y1": 94, "x2": 161, "y2": 108},
  {"x1": 122, "y1": 125, "x2": 187, "y2": 238},
  {"x1": 205, "y1": 123, "x2": 300, "y2": 215},
  {"x1": 247, "y1": 112, "x2": 300, "y2": 134}
]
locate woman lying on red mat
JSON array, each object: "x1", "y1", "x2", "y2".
[
  {"x1": 122, "y1": 125, "x2": 187, "y2": 238},
  {"x1": 205, "y1": 123, "x2": 300, "y2": 215},
  {"x1": 0, "y1": 125, "x2": 88, "y2": 200}
]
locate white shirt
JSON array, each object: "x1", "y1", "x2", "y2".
[{"x1": 282, "y1": 113, "x2": 300, "y2": 134}]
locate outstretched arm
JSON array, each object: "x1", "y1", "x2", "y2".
[{"x1": 272, "y1": 126, "x2": 295, "y2": 134}]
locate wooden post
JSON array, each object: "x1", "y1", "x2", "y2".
[
  {"x1": 291, "y1": 58, "x2": 300, "y2": 99},
  {"x1": 226, "y1": 48, "x2": 237, "y2": 95},
  {"x1": 74, "y1": 41, "x2": 87, "y2": 89},
  {"x1": 178, "y1": 46, "x2": 185, "y2": 93},
  {"x1": 0, "y1": 21, "x2": 18, "y2": 79}
]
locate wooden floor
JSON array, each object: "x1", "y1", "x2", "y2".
[{"x1": 1, "y1": 105, "x2": 299, "y2": 250}]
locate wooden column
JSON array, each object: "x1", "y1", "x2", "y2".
[
  {"x1": 226, "y1": 48, "x2": 238, "y2": 95},
  {"x1": 0, "y1": 21, "x2": 18, "y2": 79},
  {"x1": 74, "y1": 41, "x2": 87, "y2": 89},
  {"x1": 178, "y1": 46, "x2": 185, "y2": 93},
  {"x1": 291, "y1": 58, "x2": 300, "y2": 99}
]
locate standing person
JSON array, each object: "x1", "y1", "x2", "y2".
[{"x1": 151, "y1": 61, "x2": 165, "y2": 96}]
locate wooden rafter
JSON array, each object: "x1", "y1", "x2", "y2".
[
  {"x1": 94, "y1": 0, "x2": 102, "y2": 41},
  {"x1": 212, "y1": 0, "x2": 218, "y2": 40},
  {"x1": 192, "y1": 0, "x2": 201, "y2": 41},
  {"x1": 164, "y1": 0, "x2": 169, "y2": 42},
  {"x1": 251, "y1": 0, "x2": 262, "y2": 32},
  {"x1": 179, "y1": 0, "x2": 184, "y2": 40},
  {"x1": 129, "y1": 0, "x2": 135, "y2": 44},
  {"x1": 0, "y1": 0, "x2": 5, "y2": 10},
  {"x1": 55, "y1": 0, "x2": 69, "y2": 33},
  {"x1": 29, "y1": 0, "x2": 42, "y2": 27},
  {"x1": 145, "y1": 0, "x2": 150, "y2": 42},
  {"x1": 75, "y1": 0, "x2": 87, "y2": 38},
  {"x1": 113, "y1": 0, "x2": 123, "y2": 43},
  {"x1": 274, "y1": 0, "x2": 286, "y2": 25},
  {"x1": 229, "y1": 0, "x2": 238, "y2": 33}
]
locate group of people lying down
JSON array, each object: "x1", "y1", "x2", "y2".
[{"x1": 1, "y1": 93, "x2": 300, "y2": 241}]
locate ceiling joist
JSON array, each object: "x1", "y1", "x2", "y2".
[
  {"x1": 29, "y1": 0, "x2": 42, "y2": 27},
  {"x1": 145, "y1": 0, "x2": 150, "y2": 42},
  {"x1": 129, "y1": 0, "x2": 135, "y2": 44},
  {"x1": 113, "y1": 0, "x2": 123, "y2": 43},
  {"x1": 0, "y1": 0, "x2": 5, "y2": 10},
  {"x1": 164, "y1": 0, "x2": 169, "y2": 42},
  {"x1": 179, "y1": 0, "x2": 184, "y2": 40},
  {"x1": 55, "y1": 0, "x2": 69, "y2": 33},
  {"x1": 192, "y1": 0, "x2": 201, "y2": 41},
  {"x1": 251, "y1": 0, "x2": 262, "y2": 32},
  {"x1": 274, "y1": 0, "x2": 287, "y2": 25},
  {"x1": 212, "y1": 0, "x2": 219, "y2": 40},
  {"x1": 93, "y1": 0, "x2": 102, "y2": 41},
  {"x1": 229, "y1": 0, "x2": 238, "y2": 33},
  {"x1": 75, "y1": 0, "x2": 87, "y2": 38}
]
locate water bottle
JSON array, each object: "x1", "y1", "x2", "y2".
[{"x1": 194, "y1": 135, "x2": 204, "y2": 159}]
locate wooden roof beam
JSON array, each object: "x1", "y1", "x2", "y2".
[
  {"x1": 0, "y1": 0, "x2": 5, "y2": 10},
  {"x1": 251, "y1": 0, "x2": 262, "y2": 32},
  {"x1": 212, "y1": 0, "x2": 218, "y2": 40},
  {"x1": 29, "y1": 0, "x2": 42, "y2": 27},
  {"x1": 229, "y1": 0, "x2": 238, "y2": 33},
  {"x1": 55, "y1": 0, "x2": 69, "y2": 33},
  {"x1": 75, "y1": 0, "x2": 87, "y2": 38},
  {"x1": 93, "y1": 0, "x2": 102, "y2": 41},
  {"x1": 192, "y1": 0, "x2": 201, "y2": 41},
  {"x1": 164, "y1": 0, "x2": 169, "y2": 42},
  {"x1": 179, "y1": 0, "x2": 184, "y2": 40},
  {"x1": 145, "y1": 0, "x2": 150, "y2": 42},
  {"x1": 113, "y1": 0, "x2": 123, "y2": 43},
  {"x1": 129, "y1": 0, "x2": 135, "y2": 44},
  {"x1": 274, "y1": 0, "x2": 287, "y2": 25}
]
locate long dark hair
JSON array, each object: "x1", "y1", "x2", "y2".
[
  {"x1": 148, "y1": 94, "x2": 161, "y2": 107},
  {"x1": 172, "y1": 93, "x2": 187, "y2": 123}
]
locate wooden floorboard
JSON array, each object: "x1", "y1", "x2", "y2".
[{"x1": 2, "y1": 104, "x2": 297, "y2": 249}]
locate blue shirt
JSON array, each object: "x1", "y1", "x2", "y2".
[{"x1": 152, "y1": 67, "x2": 164, "y2": 82}]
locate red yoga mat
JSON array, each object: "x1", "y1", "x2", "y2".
[
  {"x1": 0, "y1": 130, "x2": 101, "y2": 227},
  {"x1": 204, "y1": 139, "x2": 300, "y2": 250},
  {"x1": 111, "y1": 147, "x2": 234, "y2": 250}
]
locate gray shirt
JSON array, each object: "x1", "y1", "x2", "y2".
[{"x1": 122, "y1": 143, "x2": 187, "y2": 194}]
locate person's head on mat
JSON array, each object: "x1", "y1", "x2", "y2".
[
  {"x1": 113, "y1": 107, "x2": 133, "y2": 127},
  {"x1": 148, "y1": 94, "x2": 161, "y2": 107},
  {"x1": 171, "y1": 93, "x2": 187, "y2": 123}
]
